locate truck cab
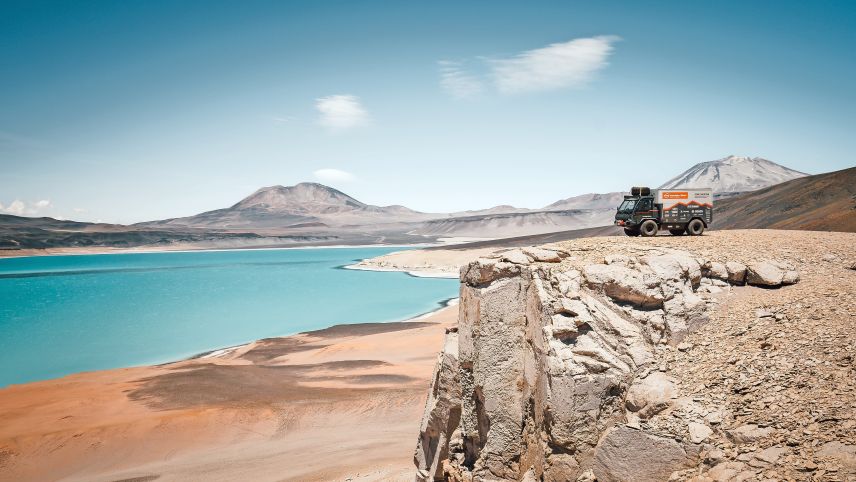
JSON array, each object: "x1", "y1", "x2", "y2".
[{"x1": 614, "y1": 186, "x2": 713, "y2": 237}]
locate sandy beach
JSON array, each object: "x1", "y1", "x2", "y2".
[
  {"x1": 345, "y1": 247, "x2": 499, "y2": 278},
  {"x1": 0, "y1": 304, "x2": 459, "y2": 482}
]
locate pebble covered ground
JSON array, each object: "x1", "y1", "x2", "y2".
[{"x1": 549, "y1": 230, "x2": 855, "y2": 481}]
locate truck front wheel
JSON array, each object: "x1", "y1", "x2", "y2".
[
  {"x1": 624, "y1": 227, "x2": 640, "y2": 237},
  {"x1": 687, "y1": 219, "x2": 705, "y2": 236},
  {"x1": 640, "y1": 220, "x2": 659, "y2": 237}
]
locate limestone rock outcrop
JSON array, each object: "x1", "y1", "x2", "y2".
[
  {"x1": 414, "y1": 243, "x2": 803, "y2": 482},
  {"x1": 415, "y1": 330, "x2": 462, "y2": 481}
]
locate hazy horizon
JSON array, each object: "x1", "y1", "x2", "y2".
[{"x1": 2, "y1": 1, "x2": 855, "y2": 223}]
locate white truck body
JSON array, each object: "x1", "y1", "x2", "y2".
[{"x1": 655, "y1": 188, "x2": 713, "y2": 226}]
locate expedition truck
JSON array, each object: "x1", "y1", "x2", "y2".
[{"x1": 614, "y1": 186, "x2": 713, "y2": 237}]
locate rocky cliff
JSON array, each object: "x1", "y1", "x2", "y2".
[{"x1": 414, "y1": 231, "x2": 855, "y2": 481}]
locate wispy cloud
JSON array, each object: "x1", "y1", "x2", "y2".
[
  {"x1": 315, "y1": 95, "x2": 370, "y2": 130},
  {"x1": 4, "y1": 200, "x2": 26, "y2": 215},
  {"x1": 492, "y1": 36, "x2": 620, "y2": 93},
  {"x1": 439, "y1": 60, "x2": 485, "y2": 99},
  {"x1": 313, "y1": 168, "x2": 355, "y2": 183},
  {"x1": 439, "y1": 36, "x2": 620, "y2": 97},
  {"x1": 1, "y1": 199, "x2": 52, "y2": 216}
]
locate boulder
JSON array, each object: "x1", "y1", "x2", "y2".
[
  {"x1": 703, "y1": 261, "x2": 729, "y2": 281},
  {"x1": 625, "y1": 372, "x2": 676, "y2": 419},
  {"x1": 746, "y1": 261, "x2": 800, "y2": 287},
  {"x1": 642, "y1": 252, "x2": 702, "y2": 287},
  {"x1": 592, "y1": 425, "x2": 697, "y2": 482},
  {"x1": 500, "y1": 248, "x2": 533, "y2": 265},
  {"x1": 522, "y1": 247, "x2": 563, "y2": 263},
  {"x1": 461, "y1": 258, "x2": 521, "y2": 285},
  {"x1": 582, "y1": 263, "x2": 663, "y2": 308},
  {"x1": 687, "y1": 421, "x2": 713, "y2": 443},
  {"x1": 725, "y1": 261, "x2": 747, "y2": 285}
]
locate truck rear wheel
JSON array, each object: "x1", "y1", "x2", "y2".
[
  {"x1": 687, "y1": 219, "x2": 705, "y2": 236},
  {"x1": 640, "y1": 220, "x2": 659, "y2": 237},
  {"x1": 624, "y1": 227, "x2": 640, "y2": 237},
  {"x1": 669, "y1": 228, "x2": 685, "y2": 236}
]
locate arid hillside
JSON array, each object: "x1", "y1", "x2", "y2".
[
  {"x1": 415, "y1": 230, "x2": 855, "y2": 481},
  {"x1": 716, "y1": 166, "x2": 856, "y2": 232}
]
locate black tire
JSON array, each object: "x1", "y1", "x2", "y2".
[
  {"x1": 640, "y1": 220, "x2": 659, "y2": 237},
  {"x1": 624, "y1": 227, "x2": 640, "y2": 237},
  {"x1": 687, "y1": 219, "x2": 705, "y2": 236},
  {"x1": 669, "y1": 228, "x2": 685, "y2": 236}
]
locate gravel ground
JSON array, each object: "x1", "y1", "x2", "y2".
[{"x1": 547, "y1": 230, "x2": 855, "y2": 481}]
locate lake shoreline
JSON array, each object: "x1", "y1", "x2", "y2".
[
  {"x1": 0, "y1": 235, "x2": 494, "y2": 260},
  {"x1": 0, "y1": 303, "x2": 459, "y2": 481},
  {"x1": 0, "y1": 247, "x2": 461, "y2": 387},
  {"x1": 0, "y1": 246, "x2": 490, "y2": 481}
]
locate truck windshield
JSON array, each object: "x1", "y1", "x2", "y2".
[{"x1": 617, "y1": 200, "x2": 636, "y2": 213}]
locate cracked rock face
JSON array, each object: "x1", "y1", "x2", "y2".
[
  {"x1": 414, "y1": 243, "x2": 803, "y2": 482},
  {"x1": 415, "y1": 330, "x2": 461, "y2": 482}
]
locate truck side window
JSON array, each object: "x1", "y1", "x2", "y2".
[{"x1": 637, "y1": 198, "x2": 652, "y2": 211}]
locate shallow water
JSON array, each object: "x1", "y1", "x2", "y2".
[{"x1": 0, "y1": 247, "x2": 458, "y2": 387}]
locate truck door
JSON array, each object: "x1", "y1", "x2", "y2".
[{"x1": 635, "y1": 197, "x2": 657, "y2": 220}]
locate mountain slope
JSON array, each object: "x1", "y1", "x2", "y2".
[
  {"x1": 140, "y1": 183, "x2": 436, "y2": 229},
  {"x1": 544, "y1": 192, "x2": 626, "y2": 210},
  {"x1": 0, "y1": 214, "x2": 294, "y2": 249},
  {"x1": 715, "y1": 166, "x2": 856, "y2": 231},
  {"x1": 660, "y1": 155, "x2": 807, "y2": 194},
  {"x1": 412, "y1": 209, "x2": 615, "y2": 238}
]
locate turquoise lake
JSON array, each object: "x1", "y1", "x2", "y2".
[{"x1": 0, "y1": 247, "x2": 459, "y2": 387}]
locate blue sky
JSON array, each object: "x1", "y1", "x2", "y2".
[{"x1": 1, "y1": 0, "x2": 854, "y2": 223}]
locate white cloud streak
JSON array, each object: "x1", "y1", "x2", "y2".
[
  {"x1": 492, "y1": 36, "x2": 620, "y2": 93},
  {"x1": 315, "y1": 95, "x2": 370, "y2": 130},
  {"x1": 439, "y1": 36, "x2": 620, "y2": 97},
  {"x1": 313, "y1": 168, "x2": 355, "y2": 183},
  {"x1": 439, "y1": 60, "x2": 485, "y2": 99}
]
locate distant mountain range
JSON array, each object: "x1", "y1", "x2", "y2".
[
  {"x1": 2, "y1": 155, "x2": 845, "y2": 251},
  {"x1": 136, "y1": 181, "x2": 620, "y2": 238},
  {"x1": 544, "y1": 192, "x2": 628, "y2": 211},
  {"x1": 136, "y1": 183, "x2": 436, "y2": 229},
  {"x1": 137, "y1": 155, "x2": 806, "y2": 234},
  {"x1": 660, "y1": 155, "x2": 807, "y2": 196}
]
